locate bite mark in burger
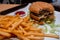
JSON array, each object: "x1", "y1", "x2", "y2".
[{"x1": 29, "y1": 2, "x2": 55, "y2": 24}]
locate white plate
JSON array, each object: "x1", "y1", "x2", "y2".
[{"x1": 8, "y1": 3, "x2": 60, "y2": 40}]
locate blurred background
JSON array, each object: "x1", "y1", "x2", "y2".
[
  {"x1": 0, "y1": 0, "x2": 60, "y2": 11},
  {"x1": 0, "y1": 0, "x2": 56, "y2": 4}
]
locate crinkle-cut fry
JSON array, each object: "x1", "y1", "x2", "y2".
[
  {"x1": 19, "y1": 26, "x2": 27, "y2": 34},
  {"x1": 0, "y1": 28, "x2": 11, "y2": 33},
  {"x1": 12, "y1": 30, "x2": 29, "y2": 40},
  {"x1": 5, "y1": 16, "x2": 20, "y2": 28},
  {"x1": 11, "y1": 19, "x2": 23, "y2": 30},
  {"x1": 0, "y1": 31, "x2": 11, "y2": 37}
]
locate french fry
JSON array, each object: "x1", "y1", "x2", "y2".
[
  {"x1": 20, "y1": 22, "x2": 27, "y2": 27},
  {"x1": 45, "y1": 34, "x2": 59, "y2": 39},
  {"x1": 11, "y1": 19, "x2": 23, "y2": 30},
  {"x1": 23, "y1": 38, "x2": 30, "y2": 40},
  {"x1": 0, "y1": 16, "x2": 6, "y2": 21},
  {"x1": 13, "y1": 29, "x2": 23, "y2": 35},
  {"x1": 0, "y1": 31, "x2": 11, "y2": 37},
  {"x1": 23, "y1": 15, "x2": 30, "y2": 22},
  {"x1": 25, "y1": 32, "x2": 59, "y2": 39},
  {"x1": 5, "y1": 17, "x2": 20, "y2": 28},
  {"x1": 26, "y1": 21, "x2": 34, "y2": 26},
  {"x1": 20, "y1": 22, "x2": 32, "y2": 29},
  {"x1": 19, "y1": 26, "x2": 27, "y2": 34},
  {"x1": 28, "y1": 27, "x2": 42, "y2": 32},
  {"x1": 12, "y1": 30, "x2": 25, "y2": 40},
  {"x1": 27, "y1": 36, "x2": 44, "y2": 40},
  {"x1": 25, "y1": 32, "x2": 44, "y2": 37},
  {"x1": 0, "y1": 35, "x2": 5, "y2": 40},
  {"x1": 21, "y1": 22, "x2": 33, "y2": 27},
  {"x1": 0, "y1": 15, "x2": 59, "y2": 40},
  {"x1": 0, "y1": 28, "x2": 11, "y2": 33}
]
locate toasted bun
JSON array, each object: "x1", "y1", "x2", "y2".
[
  {"x1": 29, "y1": 2, "x2": 54, "y2": 15},
  {"x1": 29, "y1": 2, "x2": 55, "y2": 24}
]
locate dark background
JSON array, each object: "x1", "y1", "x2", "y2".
[
  {"x1": 0, "y1": 0, "x2": 53, "y2": 4},
  {"x1": 0, "y1": 0, "x2": 60, "y2": 11},
  {"x1": 21, "y1": 0, "x2": 52, "y2": 4}
]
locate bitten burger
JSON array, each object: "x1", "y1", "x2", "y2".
[{"x1": 29, "y1": 2, "x2": 55, "y2": 24}]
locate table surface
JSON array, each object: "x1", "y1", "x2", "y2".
[
  {"x1": 0, "y1": 4, "x2": 60, "y2": 12},
  {"x1": 0, "y1": 4, "x2": 20, "y2": 12}
]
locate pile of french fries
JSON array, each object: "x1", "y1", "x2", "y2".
[{"x1": 0, "y1": 15, "x2": 59, "y2": 40}]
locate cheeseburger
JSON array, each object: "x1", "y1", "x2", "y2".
[{"x1": 29, "y1": 2, "x2": 55, "y2": 24}]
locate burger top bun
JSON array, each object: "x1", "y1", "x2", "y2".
[{"x1": 29, "y1": 2, "x2": 54, "y2": 15}]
